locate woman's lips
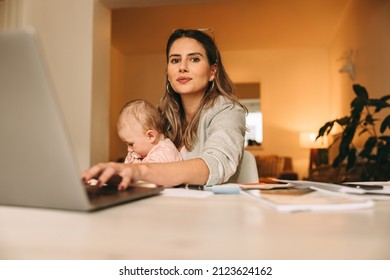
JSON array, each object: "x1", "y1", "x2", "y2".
[{"x1": 176, "y1": 77, "x2": 192, "y2": 84}]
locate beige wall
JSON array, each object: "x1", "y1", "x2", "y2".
[
  {"x1": 0, "y1": 1, "x2": 5, "y2": 30},
  {"x1": 110, "y1": 47, "x2": 127, "y2": 161},
  {"x1": 109, "y1": 52, "x2": 167, "y2": 161},
  {"x1": 91, "y1": 0, "x2": 111, "y2": 165},
  {"x1": 225, "y1": 48, "x2": 330, "y2": 178},
  {"x1": 328, "y1": 0, "x2": 390, "y2": 145},
  {"x1": 18, "y1": 0, "x2": 110, "y2": 169}
]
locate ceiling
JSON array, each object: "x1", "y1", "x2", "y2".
[{"x1": 101, "y1": 0, "x2": 350, "y2": 54}]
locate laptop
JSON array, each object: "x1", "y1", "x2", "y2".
[{"x1": 0, "y1": 28, "x2": 163, "y2": 211}]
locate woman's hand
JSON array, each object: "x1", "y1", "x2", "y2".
[{"x1": 81, "y1": 162, "x2": 139, "y2": 190}]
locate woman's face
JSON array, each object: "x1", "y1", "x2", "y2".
[{"x1": 167, "y1": 37, "x2": 216, "y2": 98}]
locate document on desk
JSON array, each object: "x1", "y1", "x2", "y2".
[
  {"x1": 161, "y1": 188, "x2": 213, "y2": 199},
  {"x1": 243, "y1": 188, "x2": 374, "y2": 212},
  {"x1": 274, "y1": 179, "x2": 390, "y2": 200}
]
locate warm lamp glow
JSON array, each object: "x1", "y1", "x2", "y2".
[
  {"x1": 300, "y1": 132, "x2": 329, "y2": 172},
  {"x1": 299, "y1": 132, "x2": 328, "y2": 149}
]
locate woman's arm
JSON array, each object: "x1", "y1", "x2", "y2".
[
  {"x1": 81, "y1": 158, "x2": 209, "y2": 190},
  {"x1": 189, "y1": 97, "x2": 246, "y2": 185}
]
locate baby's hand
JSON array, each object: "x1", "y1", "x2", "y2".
[{"x1": 125, "y1": 152, "x2": 142, "y2": 164}]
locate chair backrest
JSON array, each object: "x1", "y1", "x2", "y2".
[
  {"x1": 237, "y1": 151, "x2": 259, "y2": 184},
  {"x1": 256, "y1": 155, "x2": 285, "y2": 177}
]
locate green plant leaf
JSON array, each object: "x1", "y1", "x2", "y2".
[
  {"x1": 353, "y1": 84, "x2": 369, "y2": 100},
  {"x1": 316, "y1": 121, "x2": 334, "y2": 138},
  {"x1": 351, "y1": 97, "x2": 365, "y2": 115},
  {"x1": 359, "y1": 137, "x2": 377, "y2": 158},
  {"x1": 343, "y1": 118, "x2": 358, "y2": 144},
  {"x1": 380, "y1": 115, "x2": 390, "y2": 133},
  {"x1": 363, "y1": 114, "x2": 375, "y2": 125},
  {"x1": 369, "y1": 98, "x2": 390, "y2": 112},
  {"x1": 332, "y1": 154, "x2": 343, "y2": 167},
  {"x1": 336, "y1": 116, "x2": 350, "y2": 126},
  {"x1": 332, "y1": 136, "x2": 350, "y2": 168},
  {"x1": 380, "y1": 94, "x2": 390, "y2": 103},
  {"x1": 378, "y1": 135, "x2": 390, "y2": 142}
]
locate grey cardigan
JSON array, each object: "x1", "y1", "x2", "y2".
[{"x1": 186, "y1": 95, "x2": 246, "y2": 185}]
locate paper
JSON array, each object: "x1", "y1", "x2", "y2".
[
  {"x1": 274, "y1": 179, "x2": 390, "y2": 200},
  {"x1": 161, "y1": 188, "x2": 213, "y2": 199},
  {"x1": 243, "y1": 188, "x2": 374, "y2": 212}
]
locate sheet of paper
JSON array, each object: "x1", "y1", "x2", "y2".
[
  {"x1": 243, "y1": 188, "x2": 374, "y2": 212},
  {"x1": 161, "y1": 188, "x2": 213, "y2": 199},
  {"x1": 273, "y1": 179, "x2": 390, "y2": 200}
]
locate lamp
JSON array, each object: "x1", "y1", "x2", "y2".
[{"x1": 299, "y1": 132, "x2": 329, "y2": 172}]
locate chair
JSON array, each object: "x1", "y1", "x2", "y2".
[
  {"x1": 255, "y1": 155, "x2": 298, "y2": 183},
  {"x1": 236, "y1": 151, "x2": 259, "y2": 184}
]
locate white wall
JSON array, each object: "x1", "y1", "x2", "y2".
[{"x1": 19, "y1": 0, "x2": 110, "y2": 169}]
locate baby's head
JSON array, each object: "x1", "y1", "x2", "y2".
[{"x1": 117, "y1": 99, "x2": 164, "y2": 158}]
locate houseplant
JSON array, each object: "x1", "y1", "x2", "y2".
[{"x1": 316, "y1": 84, "x2": 390, "y2": 181}]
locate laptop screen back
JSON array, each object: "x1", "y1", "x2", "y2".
[{"x1": 0, "y1": 28, "x2": 162, "y2": 211}]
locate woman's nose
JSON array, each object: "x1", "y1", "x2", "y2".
[{"x1": 179, "y1": 60, "x2": 188, "y2": 72}]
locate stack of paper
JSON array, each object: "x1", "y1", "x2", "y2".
[
  {"x1": 243, "y1": 188, "x2": 374, "y2": 212},
  {"x1": 274, "y1": 179, "x2": 390, "y2": 201}
]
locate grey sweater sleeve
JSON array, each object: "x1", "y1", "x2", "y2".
[{"x1": 186, "y1": 96, "x2": 246, "y2": 185}]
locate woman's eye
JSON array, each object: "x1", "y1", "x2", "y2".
[
  {"x1": 170, "y1": 58, "x2": 179, "y2": 64},
  {"x1": 190, "y1": 57, "x2": 200, "y2": 62}
]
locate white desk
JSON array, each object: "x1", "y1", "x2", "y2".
[{"x1": 1, "y1": 193, "x2": 389, "y2": 259}]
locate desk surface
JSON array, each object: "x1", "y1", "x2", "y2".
[{"x1": 1, "y1": 192, "x2": 389, "y2": 260}]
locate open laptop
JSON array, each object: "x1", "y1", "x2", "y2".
[{"x1": 0, "y1": 28, "x2": 163, "y2": 211}]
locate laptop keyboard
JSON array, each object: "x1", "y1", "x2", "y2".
[{"x1": 86, "y1": 184, "x2": 121, "y2": 199}]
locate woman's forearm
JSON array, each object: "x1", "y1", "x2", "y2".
[{"x1": 136, "y1": 158, "x2": 209, "y2": 186}]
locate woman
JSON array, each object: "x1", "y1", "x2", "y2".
[{"x1": 82, "y1": 29, "x2": 247, "y2": 190}]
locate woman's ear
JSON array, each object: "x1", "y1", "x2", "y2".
[{"x1": 209, "y1": 64, "x2": 217, "y2": 81}]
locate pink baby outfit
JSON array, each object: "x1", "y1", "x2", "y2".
[{"x1": 124, "y1": 138, "x2": 182, "y2": 164}]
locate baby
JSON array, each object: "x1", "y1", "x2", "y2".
[{"x1": 117, "y1": 99, "x2": 182, "y2": 164}]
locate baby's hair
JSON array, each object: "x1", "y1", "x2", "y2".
[{"x1": 118, "y1": 99, "x2": 163, "y2": 133}]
